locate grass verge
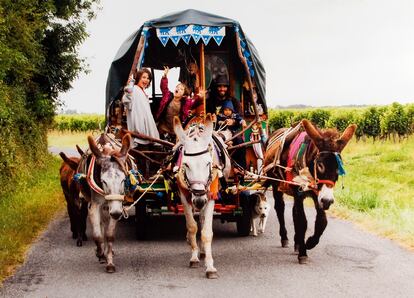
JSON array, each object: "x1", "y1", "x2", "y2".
[
  {"x1": 332, "y1": 137, "x2": 414, "y2": 250},
  {"x1": 0, "y1": 155, "x2": 65, "y2": 285}
]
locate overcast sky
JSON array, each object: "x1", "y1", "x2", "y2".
[{"x1": 59, "y1": 0, "x2": 414, "y2": 114}]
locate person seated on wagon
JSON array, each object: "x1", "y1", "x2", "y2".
[
  {"x1": 206, "y1": 75, "x2": 241, "y2": 118},
  {"x1": 122, "y1": 68, "x2": 160, "y2": 145},
  {"x1": 216, "y1": 100, "x2": 247, "y2": 145},
  {"x1": 208, "y1": 75, "x2": 247, "y2": 175},
  {"x1": 155, "y1": 66, "x2": 196, "y2": 142}
]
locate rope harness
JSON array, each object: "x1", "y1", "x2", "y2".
[
  {"x1": 176, "y1": 143, "x2": 221, "y2": 200},
  {"x1": 120, "y1": 169, "x2": 163, "y2": 220}
]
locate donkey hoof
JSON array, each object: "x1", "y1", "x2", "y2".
[
  {"x1": 199, "y1": 253, "x2": 206, "y2": 260},
  {"x1": 206, "y1": 271, "x2": 218, "y2": 279},
  {"x1": 306, "y1": 237, "x2": 319, "y2": 250},
  {"x1": 106, "y1": 264, "x2": 116, "y2": 273},
  {"x1": 298, "y1": 256, "x2": 308, "y2": 264},
  {"x1": 76, "y1": 239, "x2": 83, "y2": 247},
  {"x1": 189, "y1": 261, "x2": 200, "y2": 268},
  {"x1": 281, "y1": 239, "x2": 289, "y2": 248}
]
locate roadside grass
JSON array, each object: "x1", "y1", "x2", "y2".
[
  {"x1": 333, "y1": 137, "x2": 414, "y2": 250},
  {"x1": 47, "y1": 130, "x2": 98, "y2": 149},
  {"x1": 0, "y1": 155, "x2": 65, "y2": 285}
]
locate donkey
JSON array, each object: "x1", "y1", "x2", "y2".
[
  {"x1": 59, "y1": 153, "x2": 88, "y2": 247},
  {"x1": 80, "y1": 133, "x2": 131, "y2": 273},
  {"x1": 173, "y1": 114, "x2": 230, "y2": 279},
  {"x1": 263, "y1": 119, "x2": 356, "y2": 264}
]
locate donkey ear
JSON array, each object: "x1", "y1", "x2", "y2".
[
  {"x1": 76, "y1": 144, "x2": 84, "y2": 156},
  {"x1": 302, "y1": 119, "x2": 322, "y2": 143},
  {"x1": 173, "y1": 116, "x2": 186, "y2": 141},
  {"x1": 59, "y1": 152, "x2": 79, "y2": 171},
  {"x1": 203, "y1": 113, "x2": 214, "y2": 137},
  {"x1": 337, "y1": 124, "x2": 357, "y2": 152},
  {"x1": 88, "y1": 136, "x2": 103, "y2": 158},
  {"x1": 120, "y1": 133, "x2": 131, "y2": 156}
]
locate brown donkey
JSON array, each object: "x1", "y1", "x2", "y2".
[
  {"x1": 59, "y1": 153, "x2": 88, "y2": 247},
  {"x1": 263, "y1": 119, "x2": 356, "y2": 264}
]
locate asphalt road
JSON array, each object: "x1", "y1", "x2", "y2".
[{"x1": 1, "y1": 196, "x2": 414, "y2": 298}]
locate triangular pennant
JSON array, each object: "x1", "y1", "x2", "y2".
[
  {"x1": 240, "y1": 40, "x2": 246, "y2": 48},
  {"x1": 159, "y1": 36, "x2": 169, "y2": 47},
  {"x1": 244, "y1": 50, "x2": 251, "y2": 58},
  {"x1": 171, "y1": 35, "x2": 181, "y2": 46},
  {"x1": 201, "y1": 35, "x2": 212, "y2": 45},
  {"x1": 213, "y1": 35, "x2": 224, "y2": 46},
  {"x1": 182, "y1": 34, "x2": 191, "y2": 44},
  {"x1": 192, "y1": 34, "x2": 201, "y2": 44}
]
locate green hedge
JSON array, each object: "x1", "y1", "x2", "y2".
[
  {"x1": 53, "y1": 114, "x2": 105, "y2": 132},
  {"x1": 0, "y1": 84, "x2": 48, "y2": 198}
]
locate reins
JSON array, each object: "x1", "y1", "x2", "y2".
[{"x1": 119, "y1": 169, "x2": 163, "y2": 220}]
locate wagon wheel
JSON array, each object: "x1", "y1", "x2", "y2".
[
  {"x1": 135, "y1": 197, "x2": 150, "y2": 240},
  {"x1": 236, "y1": 191, "x2": 252, "y2": 236}
]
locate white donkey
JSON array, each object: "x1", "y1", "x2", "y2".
[
  {"x1": 84, "y1": 133, "x2": 131, "y2": 273},
  {"x1": 173, "y1": 114, "x2": 230, "y2": 279}
]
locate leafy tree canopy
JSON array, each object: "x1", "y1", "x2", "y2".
[{"x1": 0, "y1": 0, "x2": 100, "y2": 123}]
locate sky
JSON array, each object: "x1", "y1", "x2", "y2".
[{"x1": 59, "y1": 0, "x2": 414, "y2": 114}]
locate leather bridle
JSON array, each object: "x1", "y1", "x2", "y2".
[
  {"x1": 312, "y1": 151, "x2": 342, "y2": 189},
  {"x1": 180, "y1": 144, "x2": 213, "y2": 196}
]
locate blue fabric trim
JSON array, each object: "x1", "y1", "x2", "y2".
[{"x1": 335, "y1": 153, "x2": 346, "y2": 176}]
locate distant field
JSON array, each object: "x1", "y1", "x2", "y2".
[
  {"x1": 53, "y1": 114, "x2": 105, "y2": 132},
  {"x1": 48, "y1": 130, "x2": 97, "y2": 148}
]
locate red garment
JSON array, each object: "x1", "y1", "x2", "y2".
[{"x1": 156, "y1": 77, "x2": 193, "y2": 122}]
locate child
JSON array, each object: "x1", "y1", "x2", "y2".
[
  {"x1": 216, "y1": 100, "x2": 246, "y2": 142},
  {"x1": 156, "y1": 66, "x2": 194, "y2": 140},
  {"x1": 216, "y1": 100, "x2": 247, "y2": 175}
]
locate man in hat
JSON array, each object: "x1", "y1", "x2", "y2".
[{"x1": 206, "y1": 75, "x2": 241, "y2": 116}]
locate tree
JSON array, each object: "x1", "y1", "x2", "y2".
[
  {"x1": 0, "y1": 0, "x2": 100, "y2": 123},
  {"x1": 0, "y1": 0, "x2": 100, "y2": 196}
]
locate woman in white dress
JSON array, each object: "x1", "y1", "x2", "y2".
[{"x1": 122, "y1": 68, "x2": 160, "y2": 145}]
